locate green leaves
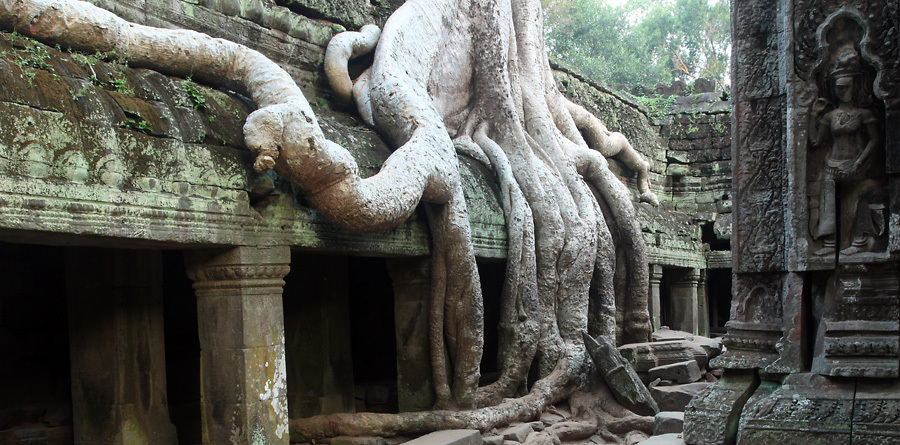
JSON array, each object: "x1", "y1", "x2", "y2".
[{"x1": 543, "y1": 0, "x2": 730, "y2": 93}]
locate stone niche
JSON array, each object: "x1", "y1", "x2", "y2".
[{"x1": 684, "y1": 0, "x2": 900, "y2": 444}]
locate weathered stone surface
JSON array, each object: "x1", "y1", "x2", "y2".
[
  {"x1": 737, "y1": 373, "x2": 854, "y2": 444},
  {"x1": 618, "y1": 340, "x2": 709, "y2": 373},
  {"x1": 584, "y1": 332, "x2": 659, "y2": 416},
  {"x1": 332, "y1": 436, "x2": 387, "y2": 445},
  {"x1": 853, "y1": 379, "x2": 900, "y2": 442},
  {"x1": 812, "y1": 264, "x2": 900, "y2": 378},
  {"x1": 388, "y1": 257, "x2": 436, "y2": 412},
  {"x1": 186, "y1": 246, "x2": 291, "y2": 445},
  {"x1": 500, "y1": 423, "x2": 534, "y2": 443},
  {"x1": 607, "y1": 416, "x2": 654, "y2": 435},
  {"x1": 635, "y1": 433, "x2": 685, "y2": 445},
  {"x1": 683, "y1": 370, "x2": 757, "y2": 445},
  {"x1": 404, "y1": 429, "x2": 482, "y2": 445},
  {"x1": 648, "y1": 361, "x2": 701, "y2": 384},
  {"x1": 651, "y1": 328, "x2": 723, "y2": 361},
  {"x1": 654, "y1": 411, "x2": 684, "y2": 435},
  {"x1": 650, "y1": 383, "x2": 709, "y2": 412}
]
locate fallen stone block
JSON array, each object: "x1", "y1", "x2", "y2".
[
  {"x1": 648, "y1": 360, "x2": 701, "y2": 384},
  {"x1": 482, "y1": 435, "x2": 503, "y2": 445},
  {"x1": 544, "y1": 420, "x2": 598, "y2": 441},
  {"x1": 636, "y1": 432, "x2": 685, "y2": 445},
  {"x1": 618, "y1": 341, "x2": 709, "y2": 373},
  {"x1": 501, "y1": 423, "x2": 534, "y2": 443},
  {"x1": 650, "y1": 328, "x2": 723, "y2": 361},
  {"x1": 607, "y1": 415, "x2": 654, "y2": 435},
  {"x1": 539, "y1": 412, "x2": 565, "y2": 426},
  {"x1": 654, "y1": 411, "x2": 685, "y2": 435},
  {"x1": 404, "y1": 429, "x2": 483, "y2": 445},
  {"x1": 650, "y1": 382, "x2": 710, "y2": 412},
  {"x1": 332, "y1": 437, "x2": 387, "y2": 445},
  {"x1": 583, "y1": 331, "x2": 660, "y2": 416}
]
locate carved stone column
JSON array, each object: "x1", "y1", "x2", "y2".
[
  {"x1": 387, "y1": 257, "x2": 435, "y2": 412},
  {"x1": 283, "y1": 254, "x2": 354, "y2": 418},
  {"x1": 185, "y1": 246, "x2": 291, "y2": 445},
  {"x1": 669, "y1": 268, "x2": 700, "y2": 334},
  {"x1": 697, "y1": 269, "x2": 709, "y2": 337},
  {"x1": 648, "y1": 264, "x2": 664, "y2": 332},
  {"x1": 65, "y1": 248, "x2": 177, "y2": 445}
]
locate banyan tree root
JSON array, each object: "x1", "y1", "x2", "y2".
[{"x1": 0, "y1": 0, "x2": 653, "y2": 435}]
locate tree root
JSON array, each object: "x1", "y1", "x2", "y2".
[{"x1": 290, "y1": 349, "x2": 586, "y2": 442}]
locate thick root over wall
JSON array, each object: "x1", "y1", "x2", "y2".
[{"x1": 0, "y1": 0, "x2": 652, "y2": 438}]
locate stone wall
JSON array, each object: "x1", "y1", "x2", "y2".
[{"x1": 684, "y1": 0, "x2": 900, "y2": 443}]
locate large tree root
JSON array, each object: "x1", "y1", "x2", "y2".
[
  {"x1": 2, "y1": 0, "x2": 654, "y2": 437},
  {"x1": 290, "y1": 349, "x2": 586, "y2": 442}
]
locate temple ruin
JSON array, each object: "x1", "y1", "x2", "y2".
[{"x1": 0, "y1": 0, "x2": 895, "y2": 444}]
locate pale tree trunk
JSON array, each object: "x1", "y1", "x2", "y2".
[{"x1": 0, "y1": 0, "x2": 653, "y2": 437}]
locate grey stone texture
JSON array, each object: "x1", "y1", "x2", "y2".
[
  {"x1": 500, "y1": 423, "x2": 534, "y2": 442},
  {"x1": 584, "y1": 332, "x2": 660, "y2": 416},
  {"x1": 653, "y1": 411, "x2": 685, "y2": 435},
  {"x1": 650, "y1": 382, "x2": 710, "y2": 412},
  {"x1": 685, "y1": 0, "x2": 900, "y2": 444},
  {"x1": 647, "y1": 360, "x2": 702, "y2": 384},
  {"x1": 635, "y1": 433, "x2": 685, "y2": 445},
  {"x1": 404, "y1": 430, "x2": 483, "y2": 445}
]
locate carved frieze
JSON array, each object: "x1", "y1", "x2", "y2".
[
  {"x1": 683, "y1": 370, "x2": 758, "y2": 445},
  {"x1": 812, "y1": 263, "x2": 900, "y2": 378},
  {"x1": 733, "y1": 99, "x2": 787, "y2": 272},
  {"x1": 713, "y1": 274, "x2": 784, "y2": 370},
  {"x1": 738, "y1": 373, "x2": 855, "y2": 444}
]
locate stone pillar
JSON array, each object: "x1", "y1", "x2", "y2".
[
  {"x1": 185, "y1": 246, "x2": 291, "y2": 445},
  {"x1": 669, "y1": 268, "x2": 700, "y2": 334},
  {"x1": 697, "y1": 269, "x2": 709, "y2": 337},
  {"x1": 387, "y1": 257, "x2": 435, "y2": 412},
  {"x1": 284, "y1": 254, "x2": 354, "y2": 418},
  {"x1": 648, "y1": 265, "x2": 664, "y2": 332},
  {"x1": 65, "y1": 248, "x2": 177, "y2": 445}
]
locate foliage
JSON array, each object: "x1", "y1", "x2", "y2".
[
  {"x1": 543, "y1": 0, "x2": 730, "y2": 93},
  {"x1": 179, "y1": 77, "x2": 208, "y2": 110}
]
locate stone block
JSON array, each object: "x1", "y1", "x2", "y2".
[
  {"x1": 683, "y1": 370, "x2": 757, "y2": 445},
  {"x1": 404, "y1": 429, "x2": 482, "y2": 445},
  {"x1": 653, "y1": 412, "x2": 684, "y2": 435},
  {"x1": 540, "y1": 412, "x2": 565, "y2": 426},
  {"x1": 737, "y1": 373, "x2": 853, "y2": 444},
  {"x1": 332, "y1": 437, "x2": 387, "y2": 445},
  {"x1": 619, "y1": 340, "x2": 709, "y2": 373},
  {"x1": 635, "y1": 433, "x2": 685, "y2": 445},
  {"x1": 500, "y1": 423, "x2": 534, "y2": 442},
  {"x1": 196, "y1": 292, "x2": 285, "y2": 349},
  {"x1": 584, "y1": 332, "x2": 659, "y2": 416},
  {"x1": 648, "y1": 360, "x2": 701, "y2": 384},
  {"x1": 482, "y1": 435, "x2": 503, "y2": 445},
  {"x1": 650, "y1": 382, "x2": 710, "y2": 412}
]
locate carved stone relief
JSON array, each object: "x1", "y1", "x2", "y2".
[{"x1": 803, "y1": 11, "x2": 890, "y2": 263}]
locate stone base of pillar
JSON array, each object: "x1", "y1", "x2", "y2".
[
  {"x1": 683, "y1": 369, "x2": 758, "y2": 445},
  {"x1": 736, "y1": 373, "x2": 853, "y2": 444}
]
